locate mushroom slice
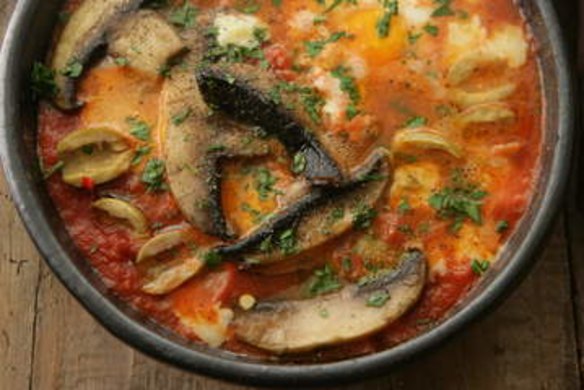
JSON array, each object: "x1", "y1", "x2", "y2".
[
  {"x1": 136, "y1": 229, "x2": 188, "y2": 263},
  {"x1": 164, "y1": 50, "x2": 269, "y2": 239},
  {"x1": 449, "y1": 83, "x2": 516, "y2": 108},
  {"x1": 92, "y1": 198, "x2": 148, "y2": 235},
  {"x1": 142, "y1": 256, "x2": 204, "y2": 295},
  {"x1": 216, "y1": 149, "x2": 389, "y2": 264},
  {"x1": 57, "y1": 127, "x2": 134, "y2": 187},
  {"x1": 392, "y1": 127, "x2": 462, "y2": 158},
  {"x1": 234, "y1": 250, "x2": 427, "y2": 354},
  {"x1": 108, "y1": 10, "x2": 185, "y2": 75},
  {"x1": 196, "y1": 64, "x2": 343, "y2": 185},
  {"x1": 455, "y1": 102, "x2": 515, "y2": 128},
  {"x1": 50, "y1": 0, "x2": 144, "y2": 110}
]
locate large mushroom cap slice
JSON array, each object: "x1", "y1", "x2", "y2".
[
  {"x1": 50, "y1": 0, "x2": 144, "y2": 110},
  {"x1": 108, "y1": 10, "x2": 185, "y2": 75},
  {"x1": 216, "y1": 148, "x2": 390, "y2": 264},
  {"x1": 57, "y1": 127, "x2": 135, "y2": 187},
  {"x1": 234, "y1": 250, "x2": 427, "y2": 354},
  {"x1": 163, "y1": 31, "x2": 269, "y2": 239}
]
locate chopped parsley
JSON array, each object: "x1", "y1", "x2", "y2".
[
  {"x1": 428, "y1": 173, "x2": 488, "y2": 233},
  {"x1": 397, "y1": 198, "x2": 412, "y2": 215},
  {"x1": 254, "y1": 168, "x2": 278, "y2": 200},
  {"x1": 431, "y1": 0, "x2": 455, "y2": 17},
  {"x1": 203, "y1": 250, "x2": 222, "y2": 267},
  {"x1": 141, "y1": 159, "x2": 167, "y2": 192},
  {"x1": 127, "y1": 117, "x2": 151, "y2": 141},
  {"x1": 114, "y1": 57, "x2": 129, "y2": 66},
  {"x1": 169, "y1": 1, "x2": 199, "y2": 28},
  {"x1": 404, "y1": 116, "x2": 427, "y2": 128},
  {"x1": 207, "y1": 144, "x2": 226, "y2": 152},
  {"x1": 366, "y1": 291, "x2": 390, "y2": 307},
  {"x1": 292, "y1": 152, "x2": 307, "y2": 174},
  {"x1": 62, "y1": 60, "x2": 83, "y2": 78},
  {"x1": 331, "y1": 65, "x2": 361, "y2": 119},
  {"x1": 308, "y1": 264, "x2": 342, "y2": 296},
  {"x1": 496, "y1": 220, "x2": 510, "y2": 233},
  {"x1": 241, "y1": 203, "x2": 266, "y2": 224},
  {"x1": 471, "y1": 259, "x2": 490, "y2": 276},
  {"x1": 272, "y1": 0, "x2": 282, "y2": 6},
  {"x1": 132, "y1": 146, "x2": 152, "y2": 165},
  {"x1": 278, "y1": 229, "x2": 297, "y2": 255},
  {"x1": 377, "y1": 0, "x2": 399, "y2": 38},
  {"x1": 237, "y1": 0, "x2": 261, "y2": 14},
  {"x1": 304, "y1": 31, "x2": 348, "y2": 58},
  {"x1": 423, "y1": 24, "x2": 439, "y2": 36},
  {"x1": 269, "y1": 81, "x2": 325, "y2": 123},
  {"x1": 324, "y1": 0, "x2": 357, "y2": 13},
  {"x1": 172, "y1": 108, "x2": 192, "y2": 126},
  {"x1": 145, "y1": 0, "x2": 169, "y2": 8},
  {"x1": 31, "y1": 62, "x2": 58, "y2": 100},
  {"x1": 352, "y1": 203, "x2": 378, "y2": 230}
]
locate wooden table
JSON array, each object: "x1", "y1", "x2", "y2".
[{"x1": 1, "y1": 1, "x2": 583, "y2": 389}]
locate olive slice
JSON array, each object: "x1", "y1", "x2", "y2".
[
  {"x1": 142, "y1": 257, "x2": 204, "y2": 295},
  {"x1": 456, "y1": 102, "x2": 515, "y2": 128},
  {"x1": 136, "y1": 229, "x2": 188, "y2": 263},
  {"x1": 57, "y1": 127, "x2": 134, "y2": 187},
  {"x1": 92, "y1": 198, "x2": 148, "y2": 235},
  {"x1": 392, "y1": 127, "x2": 462, "y2": 158},
  {"x1": 449, "y1": 83, "x2": 516, "y2": 108}
]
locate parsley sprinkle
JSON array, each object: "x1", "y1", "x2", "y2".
[
  {"x1": 62, "y1": 60, "x2": 83, "y2": 78},
  {"x1": 471, "y1": 259, "x2": 490, "y2": 276},
  {"x1": 171, "y1": 107, "x2": 192, "y2": 126},
  {"x1": 404, "y1": 116, "x2": 428, "y2": 128},
  {"x1": 424, "y1": 24, "x2": 439, "y2": 36},
  {"x1": 292, "y1": 152, "x2": 307, "y2": 174},
  {"x1": 254, "y1": 168, "x2": 278, "y2": 200},
  {"x1": 31, "y1": 62, "x2": 58, "y2": 100},
  {"x1": 304, "y1": 31, "x2": 348, "y2": 58},
  {"x1": 132, "y1": 146, "x2": 152, "y2": 165},
  {"x1": 127, "y1": 117, "x2": 151, "y2": 141},
  {"x1": 308, "y1": 264, "x2": 342, "y2": 297},
  {"x1": 377, "y1": 0, "x2": 398, "y2": 38},
  {"x1": 352, "y1": 203, "x2": 378, "y2": 230},
  {"x1": 203, "y1": 251, "x2": 223, "y2": 267},
  {"x1": 366, "y1": 291, "x2": 390, "y2": 307},
  {"x1": 432, "y1": 0, "x2": 455, "y2": 17},
  {"x1": 496, "y1": 220, "x2": 510, "y2": 233},
  {"x1": 114, "y1": 57, "x2": 129, "y2": 66},
  {"x1": 278, "y1": 229, "x2": 297, "y2": 255},
  {"x1": 169, "y1": 1, "x2": 199, "y2": 28},
  {"x1": 42, "y1": 160, "x2": 64, "y2": 179},
  {"x1": 331, "y1": 65, "x2": 361, "y2": 119},
  {"x1": 141, "y1": 159, "x2": 167, "y2": 192},
  {"x1": 398, "y1": 198, "x2": 412, "y2": 214}
]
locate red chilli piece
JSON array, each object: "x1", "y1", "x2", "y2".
[{"x1": 81, "y1": 176, "x2": 95, "y2": 191}]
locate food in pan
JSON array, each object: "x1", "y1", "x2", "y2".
[{"x1": 35, "y1": 0, "x2": 542, "y2": 360}]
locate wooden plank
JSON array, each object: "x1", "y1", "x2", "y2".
[
  {"x1": 29, "y1": 266, "x2": 134, "y2": 390},
  {"x1": 0, "y1": 3, "x2": 37, "y2": 389}
]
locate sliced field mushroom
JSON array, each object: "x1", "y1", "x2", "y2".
[
  {"x1": 455, "y1": 102, "x2": 515, "y2": 128},
  {"x1": 50, "y1": 0, "x2": 144, "y2": 109},
  {"x1": 392, "y1": 127, "x2": 462, "y2": 158},
  {"x1": 449, "y1": 83, "x2": 516, "y2": 108},
  {"x1": 196, "y1": 64, "x2": 344, "y2": 184},
  {"x1": 234, "y1": 249, "x2": 427, "y2": 354},
  {"x1": 164, "y1": 28, "x2": 270, "y2": 239},
  {"x1": 57, "y1": 127, "x2": 135, "y2": 187},
  {"x1": 142, "y1": 256, "x2": 204, "y2": 295},
  {"x1": 136, "y1": 229, "x2": 188, "y2": 263},
  {"x1": 108, "y1": 10, "x2": 185, "y2": 75},
  {"x1": 92, "y1": 198, "x2": 148, "y2": 235},
  {"x1": 215, "y1": 149, "x2": 389, "y2": 264}
]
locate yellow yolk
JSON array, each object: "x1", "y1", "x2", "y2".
[{"x1": 335, "y1": 9, "x2": 407, "y2": 67}]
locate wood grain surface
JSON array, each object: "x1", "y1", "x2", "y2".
[{"x1": 0, "y1": 1, "x2": 582, "y2": 389}]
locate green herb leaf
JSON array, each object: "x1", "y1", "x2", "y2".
[
  {"x1": 423, "y1": 24, "x2": 439, "y2": 36},
  {"x1": 141, "y1": 159, "x2": 167, "y2": 192},
  {"x1": 377, "y1": 0, "x2": 398, "y2": 38},
  {"x1": 292, "y1": 152, "x2": 307, "y2": 174},
  {"x1": 496, "y1": 220, "x2": 509, "y2": 233},
  {"x1": 470, "y1": 258, "x2": 489, "y2": 276},
  {"x1": 331, "y1": 65, "x2": 361, "y2": 119},
  {"x1": 203, "y1": 250, "x2": 223, "y2": 267},
  {"x1": 304, "y1": 31, "x2": 348, "y2": 58},
  {"x1": 278, "y1": 228, "x2": 297, "y2": 255},
  {"x1": 42, "y1": 160, "x2": 64, "y2": 179},
  {"x1": 31, "y1": 62, "x2": 58, "y2": 100},
  {"x1": 366, "y1": 290, "x2": 390, "y2": 307},
  {"x1": 397, "y1": 198, "x2": 412, "y2": 215},
  {"x1": 62, "y1": 60, "x2": 83, "y2": 78},
  {"x1": 114, "y1": 57, "x2": 130, "y2": 66},
  {"x1": 404, "y1": 116, "x2": 427, "y2": 128},
  {"x1": 352, "y1": 203, "x2": 378, "y2": 230},
  {"x1": 169, "y1": 1, "x2": 199, "y2": 28},
  {"x1": 254, "y1": 167, "x2": 278, "y2": 200},
  {"x1": 308, "y1": 264, "x2": 342, "y2": 296},
  {"x1": 432, "y1": 0, "x2": 455, "y2": 17},
  {"x1": 132, "y1": 146, "x2": 152, "y2": 165},
  {"x1": 171, "y1": 107, "x2": 192, "y2": 126},
  {"x1": 127, "y1": 117, "x2": 151, "y2": 141}
]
